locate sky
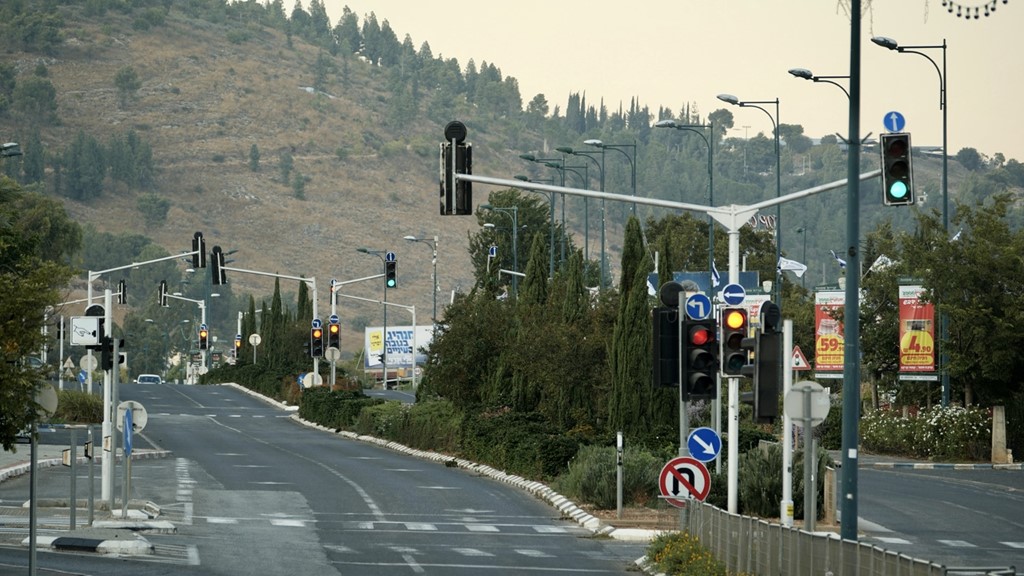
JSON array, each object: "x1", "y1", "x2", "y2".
[{"x1": 319, "y1": 0, "x2": 1023, "y2": 162}]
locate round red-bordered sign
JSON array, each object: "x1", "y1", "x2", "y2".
[{"x1": 659, "y1": 456, "x2": 711, "y2": 507}]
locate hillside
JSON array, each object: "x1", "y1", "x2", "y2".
[{"x1": 2, "y1": 6, "x2": 535, "y2": 346}]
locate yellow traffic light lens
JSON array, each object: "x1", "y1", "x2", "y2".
[
  {"x1": 725, "y1": 310, "x2": 746, "y2": 330},
  {"x1": 329, "y1": 324, "x2": 339, "y2": 334},
  {"x1": 312, "y1": 329, "x2": 322, "y2": 338}
]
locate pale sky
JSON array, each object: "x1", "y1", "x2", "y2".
[{"x1": 319, "y1": 1, "x2": 1023, "y2": 163}]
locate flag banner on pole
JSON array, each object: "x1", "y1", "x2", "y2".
[
  {"x1": 711, "y1": 259, "x2": 721, "y2": 287},
  {"x1": 829, "y1": 249, "x2": 847, "y2": 269},
  {"x1": 777, "y1": 257, "x2": 807, "y2": 278}
]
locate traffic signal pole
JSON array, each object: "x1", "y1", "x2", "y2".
[
  {"x1": 335, "y1": 293, "x2": 417, "y2": 389},
  {"x1": 456, "y1": 168, "x2": 879, "y2": 513}
]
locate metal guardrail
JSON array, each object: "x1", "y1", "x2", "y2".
[{"x1": 685, "y1": 500, "x2": 949, "y2": 576}]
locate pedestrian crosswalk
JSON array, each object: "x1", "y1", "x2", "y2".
[
  {"x1": 870, "y1": 535, "x2": 1024, "y2": 551},
  {"x1": 196, "y1": 515, "x2": 583, "y2": 536}
]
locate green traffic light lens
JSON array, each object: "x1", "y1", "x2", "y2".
[
  {"x1": 387, "y1": 280, "x2": 396, "y2": 288},
  {"x1": 889, "y1": 181, "x2": 908, "y2": 200}
]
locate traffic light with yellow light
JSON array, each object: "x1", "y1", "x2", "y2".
[
  {"x1": 327, "y1": 322, "x2": 340, "y2": 349},
  {"x1": 198, "y1": 327, "x2": 209, "y2": 350},
  {"x1": 880, "y1": 132, "x2": 914, "y2": 206},
  {"x1": 310, "y1": 327, "x2": 324, "y2": 357},
  {"x1": 683, "y1": 318, "x2": 718, "y2": 400},
  {"x1": 720, "y1": 308, "x2": 749, "y2": 376}
]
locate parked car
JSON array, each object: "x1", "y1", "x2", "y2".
[{"x1": 135, "y1": 374, "x2": 163, "y2": 385}]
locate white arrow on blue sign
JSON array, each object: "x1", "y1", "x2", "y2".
[
  {"x1": 687, "y1": 427, "x2": 722, "y2": 463},
  {"x1": 721, "y1": 283, "x2": 746, "y2": 306},
  {"x1": 385, "y1": 251, "x2": 396, "y2": 262},
  {"x1": 311, "y1": 318, "x2": 322, "y2": 329},
  {"x1": 884, "y1": 111, "x2": 906, "y2": 133},
  {"x1": 685, "y1": 293, "x2": 712, "y2": 321},
  {"x1": 489, "y1": 245, "x2": 497, "y2": 257}
]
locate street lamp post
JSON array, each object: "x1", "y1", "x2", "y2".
[
  {"x1": 788, "y1": 68, "x2": 851, "y2": 99},
  {"x1": 556, "y1": 146, "x2": 607, "y2": 271},
  {"x1": 480, "y1": 205, "x2": 519, "y2": 297},
  {"x1": 544, "y1": 161, "x2": 588, "y2": 266},
  {"x1": 717, "y1": 94, "x2": 782, "y2": 309},
  {"x1": 585, "y1": 140, "x2": 636, "y2": 289},
  {"x1": 513, "y1": 175, "x2": 556, "y2": 279},
  {"x1": 653, "y1": 120, "x2": 715, "y2": 296},
  {"x1": 357, "y1": 248, "x2": 390, "y2": 388},
  {"x1": 872, "y1": 35, "x2": 951, "y2": 407},
  {"x1": 403, "y1": 235, "x2": 439, "y2": 328}
]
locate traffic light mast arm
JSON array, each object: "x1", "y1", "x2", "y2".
[
  {"x1": 86, "y1": 249, "x2": 204, "y2": 304},
  {"x1": 220, "y1": 266, "x2": 318, "y2": 322}
]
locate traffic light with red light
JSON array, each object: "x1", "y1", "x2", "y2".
[
  {"x1": 683, "y1": 318, "x2": 718, "y2": 400},
  {"x1": 198, "y1": 328, "x2": 209, "y2": 350},
  {"x1": 880, "y1": 132, "x2": 914, "y2": 206},
  {"x1": 327, "y1": 322, "x2": 340, "y2": 349},
  {"x1": 720, "y1": 308, "x2": 749, "y2": 376},
  {"x1": 310, "y1": 327, "x2": 324, "y2": 357}
]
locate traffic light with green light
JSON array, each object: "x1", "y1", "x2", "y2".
[
  {"x1": 881, "y1": 132, "x2": 914, "y2": 206},
  {"x1": 385, "y1": 260, "x2": 397, "y2": 288}
]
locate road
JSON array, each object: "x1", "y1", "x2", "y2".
[
  {"x1": 1, "y1": 383, "x2": 647, "y2": 575},
  {"x1": 859, "y1": 466, "x2": 1024, "y2": 570}
]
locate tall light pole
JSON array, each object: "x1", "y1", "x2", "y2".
[
  {"x1": 872, "y1": 35, "x2": 951, "y2": 407},
  {"x1": 788, "y1": 68, "x2": 851, "y2": 99},
  {"x1": 717, "y1": 94, "x2": 782, "y2": 309},
  {"x1": 543, "y1": 161, "x2": 587, "y2": 266},
  {"x1": 556, "y1": 146, "x2": 606, "y2": 273},
  {"x1": 357, "y1": 248, "x2": 389, "y2": 387},
  {"x1": 403, "y1": 235, "x2": 438, "y2": 326},
  {"x1": 654, "y1": 120, "x2": 715, "y2": 296},
  {"x1": 513, "y1": 174, "x2": 556, "y2": 279},
  {"x1": 585, "y1": 139, "x2": 636, "y2": 289},
  {"x1": 480, "y1": 204, "x2": 519, "y2": 297}
]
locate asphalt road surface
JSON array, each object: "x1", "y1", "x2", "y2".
[{"x1": 1, "y1": 382, "x2": 647, "y2": 575}]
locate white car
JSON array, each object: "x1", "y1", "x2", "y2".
[{"x1": 135, "y1": 374, "x2": 163, "y2": 385}]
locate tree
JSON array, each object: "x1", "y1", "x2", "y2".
[
  {"x1": 137, "y1": 192, "x2": 170, "y2": 226},
  {"x1": 956, "y1": 147, "x2": 984, "y2": 172},
  {"x1": 12, "y1": 75, "x2": 57, "y2": 124},
  {"x1": 114, "y1": 66, "x2": 142, "y2": 108},
  {"x1": 278, "y1": 150, "x2": 293, "y2": 183},
  {"x1": 249, "y1": 144, "x2": 260, "y2": 172},
  {"x1": 0, "y1": 177, "x2": 80, "y2": 450}
]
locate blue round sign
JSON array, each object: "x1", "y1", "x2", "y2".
[
  {"x1": 687, "y1": 427, "x2": 722, "y2": 463},
  {"x1": 685, "y1": 293, "x2": 713, "y2": 321},
  {"x1": 883, "y1": 111, "x2": 906, "y2": 133},
  {"x1": 721, "y1": 283, "x2": 746, "y2": 306}
]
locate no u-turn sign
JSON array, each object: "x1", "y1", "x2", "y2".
[{"x1": 659, "y1": 456, "x2": 711, "y2": 507}]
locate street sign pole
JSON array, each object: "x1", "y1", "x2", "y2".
[{"x1": 781, "y1": 319, "x2": 795, "y2": 528}]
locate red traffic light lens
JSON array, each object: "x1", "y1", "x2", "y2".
[{"x1": 690, "y1": 326, "x2": 713, "y2": 346}]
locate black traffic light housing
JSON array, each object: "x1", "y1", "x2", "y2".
[
  {"x1": 198, "y1": 327, "x2": 209, "y2": 350},
  {"x1": 211, "y1": 245, "x2": 227, "y2": 286},
  {"x1": 310, "y1": 327, "x2": 324, "y2": 357},
  {"x1": 652, "y1": 306, "x2": 679, "y2": 388},
  {"x1": 158, "y1": 280, "x2": 168, "y2": 307},
  {"x1": 682, "y1": 318, "x2": 718, "y2": 400},
  {"x1": 880, "y1": 132, "x2": 914, "y2": 206},
  {"x1": 385, "y1": 260, "x2": 397, "y2": 288},
  {"x1": 327, "y1": 322, "x2": 340, "y2": 349},
  {"x1": 440, "y1": 120, "x2": 472, "y2": 215},
  {"x1": 720, "y1": 308, "x2": 749, "y2": 376},
  {"x1": 117, "y1": 279, "x2": 127, "y2": 305},
  {"x1": 191, "y1": 232, "x2": 207, "y2": 268},
  {"x1": 100, "y1": 336, "x2": 126, "y2": 371}
]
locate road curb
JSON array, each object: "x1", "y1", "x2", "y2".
[
  {"x1": 868, "y1": 461, "x2": 1022, "y2": 471},
  {"x1": 29, "y1": 533, "x2": 155, "y2": 555},
  {"x1": 289, "y1": 413, "x2": 661, "y2": 542}
]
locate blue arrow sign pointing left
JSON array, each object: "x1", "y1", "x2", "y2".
[{"x1": 685, "y1": 293, "x2": 712, "y2": 320}]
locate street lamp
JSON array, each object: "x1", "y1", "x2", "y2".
[
  {"x1": 513, "y1": 175, "x2": 556, "y2": 279},
  {"x1": 480, "y1": 204, "x2": 519, "y2": 297},
  {"x1": 654, "y1": 120, "x2": 716, "y2": 297},
  {"x1": 403, "y1": 235, "x2": 439, "y2": 326},
  {"x1": 543, "y1": 160, "x2": 587, "y2": 266},
  {"x1": 872, "y1": 35, "x2": 950, "y2": 407},
  {"x1": 556, "y1": 146, "x2": 606, "y2": 270},
  {"x1": 794, "y1": 227, "x2": 809, "y2": 289},
  {"x1": 717, "y1": 93, "x2": 782, "y2": 309},
  {"x1": 585, "y1": 139, "x2": 637, "y2": 289},
  {"x1": 357, "y1": 247, "x2": 390, "y2": 388},
  {"x1": 1, "y1": 142, "x2": 22, "y2": 157},
  {"x1": 788, "y1": 68, "x2": 851, "y2": 99}
]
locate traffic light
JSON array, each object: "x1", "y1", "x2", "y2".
[
  {"x1": 211, "y1": 245, "x2": 226, "y2": 285},
  {"x1": 327, "y1": 322, "x2": 340, "y2": 349},
  {"x1": 100, "y1": 336, "x2": 126, "y2": 371},
  {"x1": 440, "y1": 120, "x2": 472, "y2": 216},
  {"x1": 754, "y1": 301, "x2": 782, "y2": 424},
  {"x1": 880, "y1": 132, "x2": 914, "y2": 206},
  {"x1": 682, "y1": 318, "x2": 718, "y2": 400},
  {"x1": 198, "y1": 327, "x2": 209, "y2": 350},
  {"x1": 651, "y1": 306, "x2": 679, "y2": 388},
  {"x1": 191, "y1": 231, "x2": 207, "y2": 268},
  {"x1": 234, "y1": 335, "x2": 242, "y2": 356},
  {"x1": 310, "y1": 327, "x2": 324, "y2": 357},
  {"x1": 158, "y1": 280, "x2": 168, "y2": 307},
  {"x1": 117, "y1": 279, "x2": 127, "y2": 305},
  {"x1": 720, "y1": 308, "x2": 749, "y2": 376},
  {"x1": 385, "y1": 260, "x2": 397, "y2": 288}
]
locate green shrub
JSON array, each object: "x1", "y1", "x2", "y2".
[
  {"x1": 298, "y1": 387, "x2": 383, "y2": 429},
  {"x1": 54, "y1": 390, "x2": 102, "y2": 424},
  {"x1": 861, "y1": 405, "x2": 991, "y2": 460},
  {"x1": 461, "y1": 410, "x2": 579, "y2": 479},
  {"x1": 354, "y1": 400, "x2": 407, "y2": 437},
  {"x1": 737, "y1": 443, "x2": 831, "y2": 520},
  {"x1": 555, "y1": 444, "x2": 661, "y2": 509},
  {"x1": 647, "y1": 531, "x2": 729, "y2": 576}
]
